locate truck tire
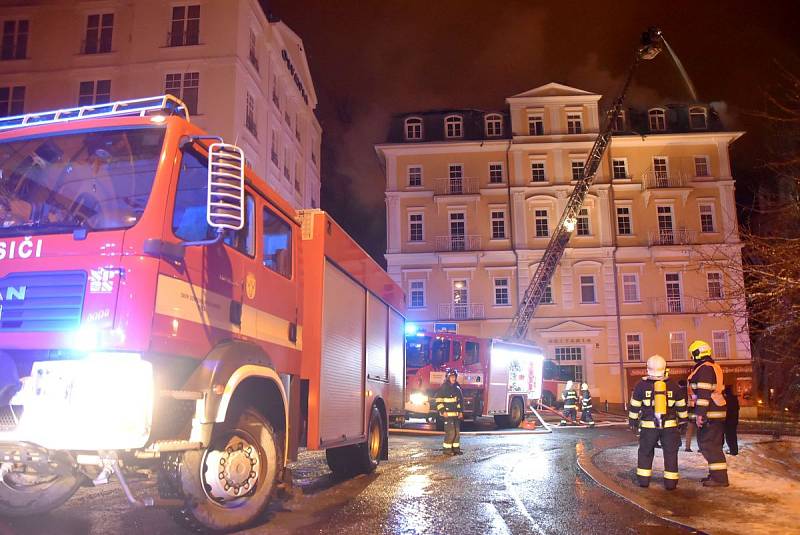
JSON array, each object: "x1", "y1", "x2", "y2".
[
  {"x1": 171, "y1": 406, "x2": 281, "y2": 532},
  {"x1": 326, "y1": 406, "x2": 384, "y2": 478},
  {"x1": 494, "y1": 398, "x2": 525, "y2": 429},
  {"x1": 0, "y1": 465, "x2": 82, "y2": 517}
]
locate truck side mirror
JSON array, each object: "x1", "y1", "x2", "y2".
[{"x1": 207, "y1": 143, "x2": 245, "y2": 232}]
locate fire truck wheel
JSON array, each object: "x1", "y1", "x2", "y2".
[
  {"x1": 0, "y1": 460, "x2": 83, "y2": 516},
  {"x1": 326, "y1": 406, "x2": 384, "y2": 478},
  {"x1": 173, "y1": 406, "x2": 280, "y2": 532},
  {"x1": 508, "y1": 397, "x2": 525, "y2": 428}
]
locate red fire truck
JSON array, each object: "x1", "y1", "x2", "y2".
[
  {"x1": 404, "y1": 330, "x2": 544, "y2": 428},
  {"x1": 0, "y1": 96, "x2": 406, "y2": 531}
]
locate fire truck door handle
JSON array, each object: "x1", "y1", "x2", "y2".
[
  {"x1": 229, "y1": 301, "x2": 242, "y2": 326},
  {"x1": 288, "y1": 322, "x2": 297, "y2": 343}
]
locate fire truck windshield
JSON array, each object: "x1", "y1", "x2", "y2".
[
  {"x1": 406, "y1": 335, "x2": 431, "y2": 369},
  {"x1": 0, "y1": 127, "x2": 165, "y2": 237}
]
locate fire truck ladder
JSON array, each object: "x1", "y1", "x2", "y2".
[{"x1": 505, "y1": 28, "x2": 665, "y2": 341}]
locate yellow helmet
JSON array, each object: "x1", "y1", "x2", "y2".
[{"x1": 689, "y1": 340, "x2": 712, "y2": 361}]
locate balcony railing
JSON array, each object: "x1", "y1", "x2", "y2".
[
  {"x1": 650, "y1": 296, "x2": 702, "y2": 314},
  {"x1": 642, "y1": 170, "x2": 688, "y2": 189},
  {"x1": 438, "y1": 303, "x2": 485, "y2": 320},
  {"x1": 434, "y1": 235, "x2": 481, "y2": 252},
  {"x1": 648, "y1": 228, "x2": 696, "y2": 246},
  {"x1": 434, "y1": 177, "x2": 479, "y2": 195}
]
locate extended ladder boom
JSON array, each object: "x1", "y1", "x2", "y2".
[{"x1": 506, "y1": 28, "x2": 664, "y2": 341}]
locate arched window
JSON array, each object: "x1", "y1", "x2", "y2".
[
  {"x1": 404, "y1": 117, "x2": 423, "y2": 140},
  {"x1": 689, "y1": 106, "x2": 707, "y2": 129},
  {"x1": 444, "y1": 115, "x2": 463, "y2": 139},
  {"x1": 648, "y1": 108, "x2": 666, "y2": 131},
  {"x1": 484, "y1": 113, "x2": 503, "y2": 137}
]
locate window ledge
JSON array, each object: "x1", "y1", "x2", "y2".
[
  {"x1": 492, "y1": 304, "x2": 513, "y2": 308},
  {"x1": 160, "y1": 43, "x2": 207, "y2": 50},
  {"x1": 622, "y1": 300, "x2": 642, "y2": 304},
  {"x1": 529, "y1": 181, "x2": 551, "y2": 186},
  {"x1": 580, "y1": 302, "x2": 600, "y2": 305},
  {"x1": 408, "y1": 307, "x2": 428, "y2": 311},
  {"x1": 489, "y1": 238, "x2": 510, "y2": 242}
]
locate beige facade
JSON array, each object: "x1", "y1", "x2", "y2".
[
  {"x1": 377, "y1": 83, "x2": 751, "y2": 404},
  {"x1": 0, "y1": 0, "x2": 321, "y2": 209}
]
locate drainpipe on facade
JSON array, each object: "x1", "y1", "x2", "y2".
[
  {"x1": 504, "y1": 138, "x2": 521, "y2": 332},
  {"x1": 608, "y1": 166, "x2": 628, "y2": 411}
]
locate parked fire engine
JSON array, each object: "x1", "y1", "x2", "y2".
[
  {"x1": 0, "y1": 96, "x2": 406, "y2": 531},
  {"x1": 404, "y1": 329, "x2": 544, "y2": 428}
]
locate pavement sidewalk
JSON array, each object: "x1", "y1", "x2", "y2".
[{"x1": 577, "y1": 434, "x2": 800, "y2": 535}]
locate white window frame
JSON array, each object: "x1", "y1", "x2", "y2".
[
  {"x1": 534, "y1": 208, "x2": 549, "y2": 237},
  {"x1": 616, "y1": 204, "x2": 633, "y2": 236},
  {"x1": 669, "y1": 331, "x2": 686, "y2": 361},
  {"x1": 444, "y1": 114, "x2": 463, "y2": 139},
  {"x1": 610, "y1": 110, "x2": 625, "y2": 132},
  {"x1": 407, "y1": 165, "x2": 423, "y2": 188},
  {"x1": 528, "y1": 114, "x2": 544, "y2": 135},
  {"x1": 530, "y1": 160, "x2": 547, "y2": 183},
  {"x1": 622, "y1": 273, "x2": 640, "y2": 303},
  {"x1": 648, "y1": 108, "x2": 666, "y2": 131},
  {"x1": 452, "y1": 278, "x2": 470, "y2": 306},
  {"x1": 409, "y1": 279, "x2": 426, "y2": 309},
  {"x1": 404, "y1": 116, "x2": 423, "y2": 140},
  {"x1": 488, "y1": 162, "x2": 505, "y2": 184},
  {"x1": 576, "y1": 208, "x2": 591, "y2": 236},
  {"x1": 408, "y1": 211, "x2": 424, "y2": 243},
  {"x1": 694, "y1": 155, "x2": 710, "y2": 177},
  {"x1": 485, "y1": 113, "x2": 503, "y2": 137},
  {"x1": 712, "y1": 330, "x2": 730, "y2": 359},
  {"x1": 566, "y1": 112, "x2": 583, "y2": 134},
  {"x1": 571, "y1": 160, "x2": 585, "y2": 181},
  {"x1": 689, "y1": 106, "x2": 708, "y2": 130},
  {"x1": 579, "y1": 274, "x2": 597, "y2": 304},
  {"x1": 490, "y1": 208, "x2": 507, "y2": 240},
  {"x1": 707, "y1": 271, "x2": 724, "y2": 299},
  {"x1": 612, "y1": 158, "x2": 629, "y2": 180},
  {"x1": 699, "y1": 203, "x2": 716, "y2": 233},
  {"x1": 493, "y1": 277, "x2": 510, "y2": 307},
  {"x1": 541, "y1": 284, "x2": 554, "y2": 304},
  {"x1": 626, "y1": 333, "x2": 643, "y2": 361}
]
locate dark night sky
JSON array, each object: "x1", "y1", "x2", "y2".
[{"x1": 264, "y1": 0, "x2": 800, "y2": 264}]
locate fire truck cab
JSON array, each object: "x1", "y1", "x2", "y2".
[{"x1": 0, "y1": 96, "x2": 406, "y2": 532}]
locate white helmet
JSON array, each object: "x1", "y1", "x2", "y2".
[
  {"x1": 566, "y1": 380, "x2": 574, "y2": 390},
  {"x1": 581, "y1": 383, "x2": 589, "y2": 391},
  {"x1": 646, "y1": 354, "x2": 667, "y2": 379}
]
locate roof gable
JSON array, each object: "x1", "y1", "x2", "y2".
[{"x1": 509, "y1": 82, "x2": 598, "y2": 99}]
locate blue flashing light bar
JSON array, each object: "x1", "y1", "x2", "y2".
[{"x1": 0, "y1": 94, "x2": 190, "y2": 132}]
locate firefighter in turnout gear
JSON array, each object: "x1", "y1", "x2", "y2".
[
  {"x1": 628, "y1": 355, "x2": 688, "y2": 490},
  {"x1": 687, "y1": 340, "x2": 729, "y2": 487},
  {"x1": 560, "y1": 381, "x2": 579, "y2": 425},
  {"x1": 435, "y1": 368, "x2": 464, "y2": 455},
  {"x1": 580, "y1": 383, "x2": 595, "y2": 426}
]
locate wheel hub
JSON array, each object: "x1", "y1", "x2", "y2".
[{"x1": 204, "y1": 438, "x2": 260, "y2": 502}]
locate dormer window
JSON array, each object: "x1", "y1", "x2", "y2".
[
  {"x1": 567, "y1": 113, "x2": 583, "y2": 134},
  {"x1": 609, "y1": 110, "x2": 625, "y2": 132},
  {"x1": 405, "y1": 116, "x2": 423, "y2": 140},
  {"x1": 689, "y1": 106, "x2": 708, "y2": 129},
  {"x1": 444, "y1": 115, "x2": 463, "y2": 138},
  {"x1": 485, "y1": 113, "x2": 503, "y2": 137},
  {"x1": 648, "y1": 108, "x2": 666, "y2": 131}
]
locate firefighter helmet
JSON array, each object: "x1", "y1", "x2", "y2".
[
  {"x1": 446, "y1": 368, "x2": 459, "y2": 379},
  {"x1": 566, "y1": 380, "x2": 574, "y2": 390},
  {"x1": 646, "y1": 354, "x2": 667, "y2": 379},
  {"x1": 581, "y1": 383, "x2": 589, "y2": 391},
  {"x1": 689, "y1": 340, "x2": 712, "y2": 361}
]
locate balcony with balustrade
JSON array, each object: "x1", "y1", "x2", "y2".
[
  {"x1": 648, "y1": 228, "x2": 696, "y2": 246},
  {"x1": 641, "y1": 170, "x2": 689, "y2": 190},
  {"x1": 438, "y1": 303, "x2": 485, "y2": 321},
  {"x1": 649, "y1": 295, "x2": 703, "y2": 315},
  {"x1": 434, "y1": 235, "x2": 482, "y2": 252},
  {"x1": 433, "y1": 177, "x2": 479, "y2": 196}
]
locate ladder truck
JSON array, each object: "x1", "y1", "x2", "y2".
[{"x1": 505, "y1": 28, "x2": 665, "y2": 342}]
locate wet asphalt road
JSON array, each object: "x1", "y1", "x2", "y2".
[{"x1": 0, "y1": 426, "x2": 692, "y2": 535}]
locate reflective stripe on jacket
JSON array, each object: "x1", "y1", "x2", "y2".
[
  {"x1": 628, "y1": 377, "x2": 687, "y2": 428},
  {"x1": 687, "y1": 359, "x2": 726, "y2": 420},
  {"x1": 562, "y1": 389, "x2": 578, "y2": 409},
  {"x1": 435, "y1": 382, "x2": 464, "y2": 418}
]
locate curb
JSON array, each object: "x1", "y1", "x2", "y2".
[
  {"x1": 389, "y1": 427, "x2": 551, "y2": 436},
  {"x1": 575, "y1": 444, "x2": 703, "y2": 534}
]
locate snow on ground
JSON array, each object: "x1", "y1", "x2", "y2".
[{"x1": 593, "y1": 435, "x2": 800, "y2": 535}]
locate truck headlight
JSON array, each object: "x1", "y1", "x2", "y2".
[{"x1": 410, "y1": 392, "x2": 428, "y2": 405}]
